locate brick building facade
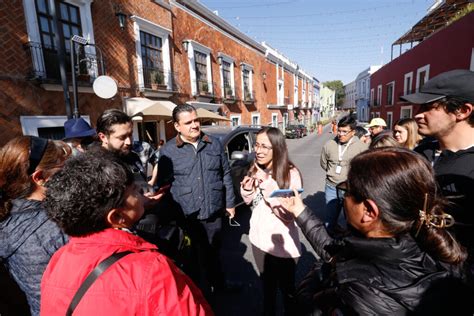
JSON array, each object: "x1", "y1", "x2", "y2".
[{"x1": 0, "y1": 0, "x2": 319, "y2": 146}]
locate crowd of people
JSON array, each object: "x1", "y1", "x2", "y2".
[{"x1": 0, "y1": 69, "x2": 473, "y2": 315}]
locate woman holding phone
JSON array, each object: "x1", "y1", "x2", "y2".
[
  {"x1": 240, "y1": 127, "x2": 303, "y2": 316},
  {"x1": 280, "y1": 147, "x2": 470, "y2": 315}
]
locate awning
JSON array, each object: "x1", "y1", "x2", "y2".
[
  {"x1": 196, "y1": 108, "x2": 230, "y2": 121},
  {"x1": 186, "y1": 101, "x2": 222, "y2": 112},
  {"x1": 124, "y1": 97, "x2": 176, "y2": 119}
]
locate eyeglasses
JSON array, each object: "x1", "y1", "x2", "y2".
[
  {"x1": 254, "y1": 143, "x2": 272, "y2": 152},
  {"x1": 336, "y1": 181, "x2": 349, "y2": 200},
  {"x1": 337, "y1": 129, "x2": 353, "y2": 135}
]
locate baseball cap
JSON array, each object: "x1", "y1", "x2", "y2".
[
  {"x1": 400, "y1": 69, "x2": 474, "y2": 104},
  {"x1": 63, "y1": 117, "x2": 96, "y2": 140},
  {"x1": 366, "y1": 118, "x2": 387, "y2": 128}
]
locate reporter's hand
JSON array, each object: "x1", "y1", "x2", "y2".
[
  {"x1": 143, "y1": 184, "x2": 170, "y2": 209},
  {"x1": 240, "y1": 176, "x2": 256, "y2": 191},
  {"x1": 226, "y1": 207, "x2": 236, "y2": 218},
  {"x1": 278, "y1": 188, "x2": 306, "y2": 218}
]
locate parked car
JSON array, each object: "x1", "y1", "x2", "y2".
[
  {"x1": 285, "y1": 125, "x2": 301, "y2": 138},
  {"x1": 201, "y1": 125, "x2": 262, "y2": 206}
]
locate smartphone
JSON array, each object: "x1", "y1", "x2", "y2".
[{"x1": 269, "y1": 188, "x2": 304, "y2": 198}]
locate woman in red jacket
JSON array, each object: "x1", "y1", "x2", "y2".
[{"x1": 41, "y1": 149, "x2": 212, "y2": 316}]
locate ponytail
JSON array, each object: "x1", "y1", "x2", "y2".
[{"x1": 412, "y1": 196, "x2": 466, "y2": 265}]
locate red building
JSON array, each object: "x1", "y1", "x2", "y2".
[{"x1": 369, "y1": 4, "x2": 474, "y2": 128}]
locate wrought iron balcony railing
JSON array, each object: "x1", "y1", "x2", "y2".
[
  {"x1": 25, "y1": 41, "x2": 101, "y2": 82},
  {"x1": 142, "y1": 66, "x2": 180, "y2": 92}
]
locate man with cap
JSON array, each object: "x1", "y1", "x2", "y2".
[
  {"x1": 400, "y1": 69, "x2": 474, "y2": 266},
  {"x1": 366, "y1": 117, "x2": 387, "y2": 138},
  {"x1": 63, "y1": 117, "x2": 96, "y2": 156}
]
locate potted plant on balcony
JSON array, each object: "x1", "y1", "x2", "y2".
[
  {"x1": 225, "y1": 86, "x2": 234, "y2": 99},
  {"x1": 200, "y1": 81, "x2": 209, "y2": 95},
  {"x1": 150, "y1": 70, "x2": 166, "y2": 90},
  {"x1": 244, "y1": 88, "x2": 252, "y2": 103}
]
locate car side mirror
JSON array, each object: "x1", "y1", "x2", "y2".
[{"x1": 231, "y1": 151, "x2": 248, "y2": 161}]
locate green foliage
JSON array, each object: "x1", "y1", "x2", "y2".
[{"x1": 323, "y1": 80, "x2": 345, "y2": 108}]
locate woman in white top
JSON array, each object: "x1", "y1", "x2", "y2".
[{"x1": 240, "y1": 127, "x2": 303, "y2": 315}]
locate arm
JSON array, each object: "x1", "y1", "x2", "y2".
[
  {"x1": 156, "y1": 146, "x2": 173, "y2": 188},
  {"x1": 296, "y1": 207, "x2": 333, "y2": 261},
  {"x1": 320, "y1": 144, "x2": 328, "y2": 171},
  {"x1": 219, "y1": 141, "x2": 236, "y2": 212}
]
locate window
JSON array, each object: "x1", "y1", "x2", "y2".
[
  {"x1": 376, "y1": 85, "x2": 382, "y2": 106},
  {"x1": 24, "y1": 0, "x2": 95, "y2": 80},
  {"x1": 35, "y1": 0, "x2": 82, "y2": 79},
  {"x1": 218, "y1": 53, "x2": 235, "y2": 99},
  {"x1": 400, "y1": 106, "x2": 413, "y2": 118},
  {"x1": 194, "y1": 51, "x2": 209, "y2": 94},
  {"x1": 230, "y1": 115, "x2": 241, "y2": 127},
  {"x1": 20, "y1": 115, "x2": 92, "y2": 138},
  {"x1": 241, "y1": 63, "x2": 253, "y2": 101},
  {"x1": 370, "y1": 88, "x2": 374, "y2": 106},
  {"x1": 251, "y1": 113, "x2": 260, "y2": 125},
  {"x1": 416, "y1": 65, "x2": 430, "y2": 92},
  {"x1": 140, "y1": 31, "x2": 163, "y2": 89},
  {"x1": 184, "y1": 40, "x2": 212, "y2": 96},
  {"x1": 386, "y1": 82, "x2": 394, "y2": 106},
  {"x1": 132, "y1": 16, "x2": 172, "y2": 91},
  {"x1": 272, "y1": 113, "x2": 278, "y2": 128},
  {"x1": 387, "y1": 112, "x2": 393, "y2": 129},
  {"x1": 283, "y1": 113, "x2": 289, "y2": 129},
  {"x1": 404, "y1": 72, "x2": 413, "y2": 95}
]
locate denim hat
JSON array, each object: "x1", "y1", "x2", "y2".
[
  {"x1": 63, "y1": 117, "x2": 96, "y2": 139},
  {"x1": 400, "y1": 69, "x2": 474, "y2": 104}
]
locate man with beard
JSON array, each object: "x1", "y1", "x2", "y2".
[
  {"x1": 157, "y1": 104, "x2": 236, "y2": 298},
  {"x1": 401, "y1": 69, "x2": 474, "y2": 267},
  {"x1": 97, "y1": 109, "x2": 148, "y2": 191}
]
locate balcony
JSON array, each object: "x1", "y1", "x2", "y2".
[
  {"x1": 142, "y1": 67, "x2": 180, "y2": 98},
  {"x1": 223, "y1": 84, "x2": 236, "y2": 104},
  {"x1": 243, "y1": 88, "x2": 255, "y2": 105},
  {"x1": 25, "y1": 41, "x2": 101, "y2": 85}
]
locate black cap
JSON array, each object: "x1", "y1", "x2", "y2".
[{"x1": 400, "y1": 69, "x2": 474, "y2": 104}]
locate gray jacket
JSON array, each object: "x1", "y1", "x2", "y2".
[
  {"x1": 158, "y1": 133, "x2": 235, "y2": 220},
  {"x1": 0, "y1": 199, "x2": 68, "y2": 316}
]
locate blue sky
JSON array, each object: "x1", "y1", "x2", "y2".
[{"x1": 199, "y1": 0, "x2": 433, "y2": 85}]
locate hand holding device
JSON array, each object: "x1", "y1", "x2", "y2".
[{"x1": 269, "y1": 188, "x2": 304, "y2": 198}]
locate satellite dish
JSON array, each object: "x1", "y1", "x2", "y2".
[{"x1": 93, "y1": 75, "x2": 118, "y2": 99}]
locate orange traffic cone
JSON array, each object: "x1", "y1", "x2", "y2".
[{"x1": 318, "y1": 124, "x2": 322, "y2": 135}]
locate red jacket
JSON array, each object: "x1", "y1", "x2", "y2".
[{"x1": 41, "y1": 228, "x2": 213, "y2": 316}]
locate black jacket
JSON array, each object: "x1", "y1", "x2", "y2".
[
  {"x1": 295, "y1": 208, "x2": 472, "y2": 315},
  {"x1": 415, "y1": 140, "x2": 474, "y2": 255},
  {"x1": 157, "y1": 133, "x2": 235, "y2": 219}
]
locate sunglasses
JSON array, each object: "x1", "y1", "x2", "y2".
[{"x1": 336, "y1": 181, "x2": 349, "y2": 200}]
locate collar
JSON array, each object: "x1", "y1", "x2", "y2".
[
  {"x1": 175, "y1": 132, "x2": 212, "y2": 148},
  {"x1": 69, "y1": 228, "x2": 158, "y2": 251}
]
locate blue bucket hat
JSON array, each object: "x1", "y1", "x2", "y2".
[{"x1": 63, "y1": 117, "x2": 96, "y2": 139}]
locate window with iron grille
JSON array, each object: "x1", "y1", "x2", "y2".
[
  {"x1": 222, "y1": 60, "x2": 232, "y2": 96},
  {"x1": 35, "y1": 0, "x2": 82, "y2": 51},
  {"x1": 194, "y1": 51, "x2": 208, "y2": 93},
  {"x1": 140, "y1": 31, "x2": 163, "y2": 88},
  {"x1": 243, "y1": 69, "x2": 251, "y2": 98},
  {"x1": 35, "y1": 0, "x2": 82, "y2": 79}
]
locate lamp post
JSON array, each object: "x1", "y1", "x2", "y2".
[{"x1": 70, "y1": 35, "x2": 105, "y2": 118}]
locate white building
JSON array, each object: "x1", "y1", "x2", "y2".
[
  {"x1": 343, "y1": 80, "x2": 356, "y2": 110},
  {"x1": 355, "y1": 65, "x2": 382, "y2": 122},
  {"x1": 320, "y1": 84, "x2": 336, "y2": 120}
]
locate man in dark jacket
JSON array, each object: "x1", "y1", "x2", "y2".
[
  {"x1": 401, "y1": 69, "x2": 474, "y2": 265},
  {"x1": 157, "y1": 104, "x2": 236, "y2": 297}
]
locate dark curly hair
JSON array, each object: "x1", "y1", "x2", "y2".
[{"x1": 44, "y1": 148, "x2": 134, "y2": 236}]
